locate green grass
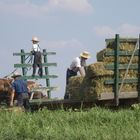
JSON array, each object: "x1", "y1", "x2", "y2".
[{"x1": 0, "y1": 107, "x2": 140, "y2": 140}]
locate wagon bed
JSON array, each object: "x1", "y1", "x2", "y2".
[{"x1": 29, "y1": 92, "x2": 140, "y2": 110}]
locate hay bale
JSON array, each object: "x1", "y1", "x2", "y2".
[
  {"x1": 67, "y1": 76, "x2": 84, "y2": 99},
  {"x1": 106, "y1": 39, "x2": 137, "y2": 51},
  {"x1": 97, "y1": 48, "x2": 138, "y2": 63},
  {"x1": 86, "y1": 62, "x2": 138, "y2": 79},
  {"x1": 97, "y1": 38, "x2": 138, "y2": 63},
  {"x1": 119, "y1": 69, "x2": 138, "y2": 78},
  {"x1": 67, "y1": 73, "x2": 138, "y2": 100},
  {"x1": 80, "y1": 76, "x2": 137, "y2": 100},
  {"x1": 67, "y1": 38, "x2": 138, "y2": 100},
  {"x1": 80, "y1": 76, "x2": 113, "y2": 100},
  {"x1": 86, "y1": 62, "x2": 114, "y2": 78},
  {"x1": 79, "y1": 77, "x2": 95, "y2": 100},
  {"x1": 79, "y1": 62, "x2": 138, "y2": 100}
]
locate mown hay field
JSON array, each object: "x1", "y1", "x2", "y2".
[{"x1": 0, "y1": 107, "x2": 140, "y2": 140}]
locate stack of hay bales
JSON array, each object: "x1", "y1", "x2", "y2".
[
  {"x1": 67, "y1": 38, "x2": 138, "y2": 100},
  {"x1": 97, "y1": 39, "x2": 138, "y2": 63},
  {"x1": 80, "y1": 62, "x2": 114, "y2": 100}
]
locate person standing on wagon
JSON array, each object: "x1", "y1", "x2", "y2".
[{"x1": 31, "y1": 37, "x2": 43, "y2": 77}]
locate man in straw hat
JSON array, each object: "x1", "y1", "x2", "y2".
[
  {"x1": 10, "y1": 72, "x2": 30, "y2": 110},
  {"x1": 64, "y1": 51, "x2": 90, "y2": 99},
  {"x1": 31, "y1": 36, "x2": 43, "y2": 77}
]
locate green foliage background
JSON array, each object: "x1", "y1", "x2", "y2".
[{"x1": 0, "y1": 107, "x2": 140, "y2": 140}]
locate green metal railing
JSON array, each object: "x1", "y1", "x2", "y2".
[
  {"x1": 104, "y1": 34, "x2": 140, "y2": 106},
  {"x1": 13, "y1": 49, "x2": 58, "y2": 99}
]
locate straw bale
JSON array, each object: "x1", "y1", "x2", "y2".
[
  {"x1": 80, "y1": 76, "x2": 137, "y2": 100},
  {"x1": 67, "y1": 38, "x2": 138, "y2": 100},
  {"x1": 80, "y1": 76, "x2": 113, "y2": 100},
  {"x1": 86, "y1": 62, "x2": 138, "y2": 79},
  {"x1": 68, "y1": 76, "x2": 83, "y2": 87},
  {"x1": 86, "y1": 62, "x2": 114, "y2": 78},
  {"x1": 66, "y1": 76, "x2": 84, "y2": 99},
  {"x1": 97, "y1": 48, "x2": 138, "y2": 63},
  {"x1": 79, "y1": 77, "x2": 95, "y2": 100},
  {"x1": 97, "y1": 38, "x2": 138, "y2": 63},
  {"x1": 67, "y1": 74, "x2": 138, "y2": 100},
  {"x1": 106, "y1": 40, "x2": 137, "y2": 51},
  {"x1": 119, "y1": 70, "x2": 138, "y2": 78},
  {"x1": 119, "y1": 83, "x2": 137, "y2": 92}
]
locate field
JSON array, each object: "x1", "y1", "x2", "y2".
[{"x1": 0, "y1": 106, "x2": 140, "y2": 140}]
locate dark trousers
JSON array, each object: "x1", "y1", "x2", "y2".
[
  {"x1": 66, "y1": 68, "x2": 77, "y2": 85},
  {"x1": 64, "y1": 69, "x2": 77, "y2": 99},
  {"x1": 32, "y1": 63, "x2": 43, "y2": 77},
  {"x1": 32, "y1": 51, "x2": 43, "y2": 77},
  {"x1": 17, "y1": 93, "x2": 30, "y2": 110}
]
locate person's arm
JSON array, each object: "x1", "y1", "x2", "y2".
[
  {"x1": 78, "y1": 67, "x2": 85, "y2": 76},
  {"x1": 38, "y1": 44, "x2": 41, "y2": 52},
  {"x1": 31, "y1": 46, "x2": 35, "y2": 55},
  {"x1": 9, "y1": 89, "x2": 15, "y2": 107}
]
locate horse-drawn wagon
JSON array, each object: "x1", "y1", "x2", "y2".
[{"x1": 1, "y1": 34, "x2": 140, "y2": 110}]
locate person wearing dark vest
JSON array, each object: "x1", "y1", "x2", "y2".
[
  {"x1": 11, "y1": 72, "x2": 30, "y2": 110},
  {"x1": 64, "y1": 51, "x2": 90, "y2": 99},
  {"x1": 31, "y1": 36, "x2": 43, "y2": 77}
]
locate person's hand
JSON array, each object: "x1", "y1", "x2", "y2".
[
  {"x1": 79, "y1": 67, "x2": 85, "y2": 76},
  {"x1": 31, "y1": 51, "x2": 34, "y2": 55}
]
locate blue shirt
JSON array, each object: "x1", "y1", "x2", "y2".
[{"x1": 11, "y1": 79, "x2": 28, "y2": 94}]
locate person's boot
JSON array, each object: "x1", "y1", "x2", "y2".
[{"x1": 38, "y1": 68, "x2": 43, "y2": 77}]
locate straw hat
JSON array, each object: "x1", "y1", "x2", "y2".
[
  {"x1": 80, "y1": 51, "x2": 90, "y2": 59},
  {"x1": 11, "y1": 72, "x2": 21, "y2": 78},
  {"x1": 31, "y1": 37, "x2": 39, "y2": 42}
]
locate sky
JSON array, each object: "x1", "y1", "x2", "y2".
[{"x1": 0, "y1": 0, "x2": 140, "y2": 98}]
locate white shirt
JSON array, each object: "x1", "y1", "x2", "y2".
[
  {"x1": 69, "y1": 57, "x2": 86, "y2": 72},
  {"x1": 32, "y1": 44, "x2": 41, "y2": 52}
]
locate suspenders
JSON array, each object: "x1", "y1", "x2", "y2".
[{"x1": 37, "y1": 44, "x2": 41, "y2": 52}]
